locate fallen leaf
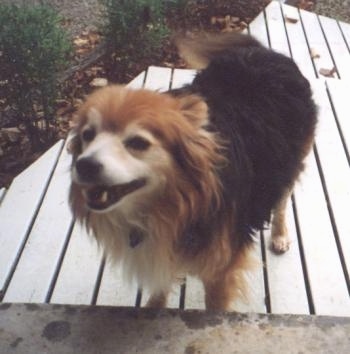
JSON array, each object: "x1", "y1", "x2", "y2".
[
  {"x1": 215, "y1": 17, "x2": 226, "y2": 25},
  {"x1": 319, "y1": 67, "x2": 337, "y2": 77},
  {"x1": 74, "y1": 38, "x2": 90, "y2": 46},
  {"x1": 298, "y1": 0, "x2": 315, "y2": 10},
  {"x1": 76, "y1": 48, "x2": 90, "y2": 55},
  {"x1": 222, "y1": 26, "x2": 234, "y2": 33},
  {"x1": 230, "y1": 16, "x2": 240, "y2": 24},
  {"x1": 88, "y1": 32, "x2": 101, "y2": 45},
  {"x1": 284, "y1": 15, "x2": 299, "y2": 24}
]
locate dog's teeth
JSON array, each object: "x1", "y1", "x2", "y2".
[{"x1": 100, "y1": 191, "x2": 108, "y2": 203}]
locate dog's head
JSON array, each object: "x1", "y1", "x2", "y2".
[{"x1": 68, "y1": 85, "x2": 221, "y2": 219}]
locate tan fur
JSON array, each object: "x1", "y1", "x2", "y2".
[
  {"x1": 69, "y1": 85, "x2": 254, "y2": 310},
  {"x1": 271, "y1": 135, "x2": 315, "y2": 254},
  {"x1": 271, "y1": 188, "x2": 292, "y2": 254},
  {"x1": 174, "y1": 32, "x2": 261, "y2": 70}
]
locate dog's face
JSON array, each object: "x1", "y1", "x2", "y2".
[{"x1": 69, "y1": 85, "x2": 210, "y2": 214}]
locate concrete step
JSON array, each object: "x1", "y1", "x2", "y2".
[{"x1": 1, "y1": 303, "x2": 349, "y2": 354}]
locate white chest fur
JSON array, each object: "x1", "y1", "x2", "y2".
[{"x1": 90, "y1": 211, "x2": 180, "y2": 295}]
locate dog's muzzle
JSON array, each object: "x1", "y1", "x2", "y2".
[{"x1": 74, "y1": 157, "x2": 147, "y2": 211}]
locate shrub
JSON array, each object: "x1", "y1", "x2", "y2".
[
  {"x1": 0, "y1": 4, "x2": 72, "y2": 151},
  {"x1": 100, "y1": 0, "x2": 170, "y2": 82}
]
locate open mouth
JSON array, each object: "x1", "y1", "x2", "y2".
[{"x1": 83, "y1": 178, "x2": 146, "y2": 211}]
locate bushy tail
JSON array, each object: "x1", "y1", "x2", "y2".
[{"x1": 174, "y1": 32, "x2": 261, "y2": 70}]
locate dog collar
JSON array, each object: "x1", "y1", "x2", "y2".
[{"x1": 129, "y1": 227, "x2": 145, "y2": 248}]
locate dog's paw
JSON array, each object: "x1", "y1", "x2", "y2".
[{"x1": 271, "y1": 235, "x2": 290, "y2": 254}]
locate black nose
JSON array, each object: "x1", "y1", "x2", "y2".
[{"x1": 75, "y1": 157, "x2": 102, "y2": 182}]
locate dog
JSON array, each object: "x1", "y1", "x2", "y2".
[{"x1": 68, "y1": 33, "x2": 317, "y2": 310}]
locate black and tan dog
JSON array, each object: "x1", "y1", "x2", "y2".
[{"x1": 69, "y1": 33, "x2": 317, "y2": 310}]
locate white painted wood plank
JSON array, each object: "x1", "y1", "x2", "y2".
[
  {"x1": 184, "y1": 276, "x2": 205, "y2": 310},
  {"x1": 250, "y1": 5, "x2": 314, "y2": 311},
  {"x1": 265, "y1": 1, "x2": 290, "y2": 56},
  {"x1": 281, "y1": 3, "x2": 316, "y2": 80},
  {"x1": 143, "y1": 66, "x2": 172, "y2": 92},
  {"x1": 313, "y1": 80, "x2": 350, "y2": 280},
  {"x1": 294, "y1": 151, "x2": 350, "y2": 316},
  {"x1": 234, "y1": 241, "x2": 267, "y2": 313},
  {"x1": 0, "y1": 140, "x2": 63, "y2": 294},
  {"x1": 166, "y1": 284, "x2": 182, "y2": 309},
  {"x1": 327, "y1": 80, "x2": 350, "y2": 155},
  {"x1": 126, "y1": 71, "x2": 145, "y2": 89},
  {"x1": 0, "y1": 188, "x2": 6, "y2": 204},
  {"x1": 3, "y1": 142, "x2": 73, "y2": 303},
  {"x1": 249, "y1": 9, "x2": 269, "y2": 47},
  {"x1": 171, "y1": 69, "x2": 196, "y2": 89},
  {"x1": 49, "y1": 223, "x2": 102, "y2": 305},
  {"x1": 318, "y1": 15, "x2": 350, "y2": 79},
  {"x1": 339, "y1": 21, "x2": 350, "y2": 49},
  {"x1": 299, "y1": 9, "x2": 339, "y2": 78},
  {"x1": 96, "y1": 261, "x2": 139, "y2": 306},
  {"x1": 264, "y1": 201, "x2": 309, "y2": 314}
]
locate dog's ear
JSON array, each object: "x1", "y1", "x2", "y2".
[
  {"x1": 171, "y1": 121, "x2": 221, "y2": 196},
  {"x1": 178, "y1": 95, "x2": 209, "y2": 129}
]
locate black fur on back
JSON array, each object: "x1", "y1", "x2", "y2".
[{"x1": 170, "y1": 34, "x2": 317, "y2": 246}]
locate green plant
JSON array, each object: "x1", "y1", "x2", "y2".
[
  {"x1": 101, "y1": 0, "x2": 170, "y2": 81},
  {"x1": 0, "y1": 4, "x2": 72, "y2": 151}
]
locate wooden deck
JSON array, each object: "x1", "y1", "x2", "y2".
[{"x1": 1, "y1": 1, "x2": 350, "y2": 317}]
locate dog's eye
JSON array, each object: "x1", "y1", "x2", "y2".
[
  {"x1": 81, "y1": 127, "x2": 96, "y2": 142},
  {"x1": 124, "y1": 136, "x2": 151, "y2": 151}
]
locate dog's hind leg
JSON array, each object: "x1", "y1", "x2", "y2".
[{"x1": 271, "y1": 188, "x2": 292, "y2": 254}]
